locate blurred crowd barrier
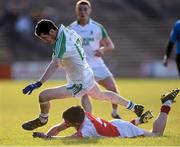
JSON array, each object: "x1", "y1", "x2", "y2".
[
  {"x1": 0, "y1": 0, "x2": 180, "y2": 78},
  {"x1": 11, "y1": 61, "x2": 65, "y2": 80},
  {"x1": 0, "y1": 61, "x2": 177, "y2": 79},
  {"x1": 140, "y1": 60, "x2": 178, "y2": 77}
]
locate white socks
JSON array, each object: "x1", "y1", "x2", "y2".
[
  {"x1": 163, "y1": 100, "x2": 172, "y2": 107},
  {"x1": 126, "y1": 101, "x2": 135, "y2": 110},
  {"x1": 39, "y1": 113, "x2": 48, "y2": 123}
]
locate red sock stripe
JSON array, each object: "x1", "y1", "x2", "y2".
[{"x1": 161, "y1": 105, "x2": 171, "y2": 114}]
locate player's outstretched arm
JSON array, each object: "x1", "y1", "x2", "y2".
[
  {"x1": 46, "y1": 122, "x2": 69, "y2": 136},
  {"x1": 38, "y1": 57, "x2": 62, "y2": 84},
  {"x1": 33, "y1": 122, "x2": 69, "y2": 139},
  {"x1": 22, "y1": 57, "x2": 61, "y2": 95}
]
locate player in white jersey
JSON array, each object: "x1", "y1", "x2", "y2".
[
  {"x1": 69, "y1": 0, "x2": 121, "y2": 119},
  {"x1": 21, "y1": 19, "x2": 144, "y2": 131},
  {"x1": 32, "y1": 88, "x2": 179, "y2": 138}
]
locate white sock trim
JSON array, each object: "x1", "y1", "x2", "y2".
[
  {"x1": 40, "y1": 101, "x2": 49, "y2": 105},
  {"x1": 163, "y1": 100, "x2": 172, "y2": 107},
  {"x1": 39, "y1": 113, "x2": 48, "y2": 123},
  {"x1": 126, "y1": 101, "x2": 135, "y2": 110},
  {"x1": 39, "y1": 113, "x2": 49, "y2": 118}
]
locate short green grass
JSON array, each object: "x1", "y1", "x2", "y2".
[{"x1": 0, "y1": 78, "x2": 180, "y2": 146}]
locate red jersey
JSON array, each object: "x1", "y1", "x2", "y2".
[{"x1": 73, "y1": 112, "x2": 120, "y2": 138}]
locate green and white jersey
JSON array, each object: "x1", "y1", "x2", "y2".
[
  {"x1": 52, "y1": 25, "x2": 93, "y2": 84},
  {"x1": 69, "y1": 19, "x2": 109, "y2": 68}
]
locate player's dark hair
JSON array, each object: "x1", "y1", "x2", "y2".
[
  {"x1": 62, "y1": 105, "x2": 85, "y2": 124},
  {"x1": 35, "y1": 19, "x2": 57, "y2": 36}
]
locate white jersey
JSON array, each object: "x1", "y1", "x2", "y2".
[
  {"x1": 52, "y1": 25, "x2": 93, "y2": 85},
  {"x1": 69, "y1": 19, "x2": 109, "y2": 68}
]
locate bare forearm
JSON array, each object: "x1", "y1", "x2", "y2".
[
  {"x1": 39, "y1": 60, "x2": 59, "y2": 84},
  {"x1": 46, "y1": 122, "x2": 68, "y2": 137},
  {"x1": 100, "y1": 37, "x2": 115, "y2": 54},
  {"x1": 48, "y1": 135, "x2": 77, "y2": 139}
]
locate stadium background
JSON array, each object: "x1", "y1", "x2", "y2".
[
  {"x1": 0, "y1": 1, "x2": 180, "y2": 146},
  {"x1": 0, "y1": 0, "x2": 180, "y2": 79}
]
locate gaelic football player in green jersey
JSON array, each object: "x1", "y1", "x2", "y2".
[{"x1": 22, "y1": 19, "x2": 144, "y2": 131}]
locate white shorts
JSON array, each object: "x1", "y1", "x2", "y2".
[
  {"x1": 66, "y1": 70, "x2": 95, "y2": 98},
  {"x1": 110, "y1": 119, "x2": 144, "y2": 138},
  {"x1": 91, "y1": 66, "x2": 113, "y2": 81}
]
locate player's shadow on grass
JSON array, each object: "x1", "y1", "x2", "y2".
[{"x1": 61, "y1": 137, "x2": 99, "y2": 144}]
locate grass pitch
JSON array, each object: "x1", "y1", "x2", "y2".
[{"x1": 0, "y1": 78, "x2": 180, "y2": 146}]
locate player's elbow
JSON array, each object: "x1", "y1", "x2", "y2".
[
  {"x1": 109, "y1": 43, "x2": 115, "y2": 52},
  {"x1": 111, "y1": 43, "x2": 115, "y2": 50},
  {"x1": 55, "y1": 62, "x2": 61, "y2": 68},
  {"x1": 52, "y1": 58, "x2": 62, "y2": 69}
]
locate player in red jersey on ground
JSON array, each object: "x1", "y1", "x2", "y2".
[{"x1": 33, "y1": 88, "x2": 179, "y2": 138}]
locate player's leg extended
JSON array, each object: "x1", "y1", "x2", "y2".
[
  {"x1": 88, "y1": 83, "x2": 127, "y2": 105},
  {"x1": 152, "y1": 88, "x2": 179, "y2": 136},
  {"x1": 87, "y1": 83, "x2": 144, "y2": 117},
  {"x1": 81, "y1": 94, "x2": 92, "y2": 113},
  {"x1": 143, "y1": 88, "x2": 180, "y2": 137},
  {"x1": 98, "y1": 76, "x2": 121, "y2": 119},
  {"x1": 22, "y1": 86, "x2": 72, "y2": 130},
  {"x1": 39, "y1": 85, "x2": 72, "y2": 114}
]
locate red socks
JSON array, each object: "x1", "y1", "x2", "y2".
[{"x1": 161, "y1": 105, "x2": 171, "y2": 115}]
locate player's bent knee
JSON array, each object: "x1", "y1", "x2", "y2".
[{"x1": 39, "y1": 91, "x2": 49, "y2": 103}]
